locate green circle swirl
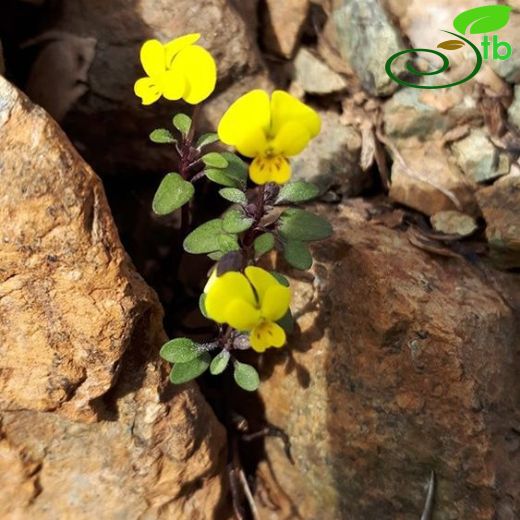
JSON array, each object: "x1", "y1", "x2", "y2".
[{"x1": 385, "y1": 31, "x2": 483, "y2": 89}]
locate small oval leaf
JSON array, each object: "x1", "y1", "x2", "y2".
[
  {"x1": 278, "y1": 208, "x2": 333, "y2": 242},
  {"x1": 222, "y1": 209, "x2": 254, "y2": 233},
  {"x1": 233, "y1": 361, "x2": 260, "y2": 392},
  {"x1": 202, "y1": 152, "x2": 229, "y2": 169},
  {"x1": 276, "y1": 181, "x2": 320, "y2": 204},
  {"x1": 219, "y1": 188, "x2": 247, "y2": 205},
  {"x1": 283, "y1": 240, "x2": 313, "y2": 270},
  {"x1": 210, "y1": 350, "x2": 230, "y2": 375},
  {"x1": 149, "y1": 128, "x2": 175, "y2": 144},
  {"x1": 453, "y1": 5, "x2": 512, "y2": 35},
  {"x1": 254, "y1": 232, "x2": 275, "y2": 258},
  {"x1": 169, "y1": 353, "x2": 211, "y2": 384},
  {"x1": 173, "y1": 113, "x2": 192, "y2": 135},
  {"x1": 437, "y1": 39, "x2": 465, "y2": 51},
  {"x1": 152, "y1": 173, "x2": 194, "y2": 215},
  {"x1": 160, "y1": 338, "x2": 199, "y2": 363}
]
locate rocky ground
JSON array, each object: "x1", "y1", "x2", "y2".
[{"x1": 0, "y1": 0, "x2": 519, "y2": 519}]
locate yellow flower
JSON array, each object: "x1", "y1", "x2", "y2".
[
  {"x1": 217, "y1": 90, "x2": 321, "y2": 185},
  {"x1": 205, "y1": 267, "x2": 291, "y2": 352},
  {"x1": 134, "y1": 33, "x2": 217, "y2": 106}
]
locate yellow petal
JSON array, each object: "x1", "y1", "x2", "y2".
[
  {"x1": 171, "y1": 45, "x2": 217, "y2": 104},
  {"x1": 249, "y1": 155, "x2": 291, "y2": 185},
  {"x1": 245, "y1": 266, "x2": 278, "y2": 301},
  {"x1": 134, "y1": 77, "x2": 161, "y2": 105},
  {"x1": 270, "y1": 90, "x2": 321, "y2": 140},
  {"x1": 225, "y1": 299, "x2": 261, "y2": 331},
  {"x1": 250, "y1": 321, "x2": 286, "y2": 352},
  {"x1": 140, "y1": 39, "x2": 166, "y2": 77},
  {"x1": 270, "y1": 121, "x2": 312, "y2": 157},
  {"x1": 261, "y1": 285, "x2": 291, "y2": 322},
  {"x1": 157, "y1": 70, "x2": 186, "y2": 100},
  {"x1": 165, "y1": 33, "x2": 201, "y2": 67},
  {"x1": 218, "y1": 90, "x2": 271, "y2": 155},
  {"x1": 205, "y1": 271, "x2": 256, "y2": 323}
]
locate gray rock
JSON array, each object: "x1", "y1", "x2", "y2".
[
  {"x1": 508, "y1": 85, "x2": 520, "y2": 131},
  {"x1": 291, "y1": 111, "x2": 366, "y2": 196},
  {"x1": 331, "y1": 0, "x2": 404, "y2": 96},
  {"x1": 430, "y1": 210, "x2": 478, "y2": 237},
  {"x1": 489, "y1": 12, "x2": 520, "y2": 84},
  {"x1": 383, "y1": 87, "x2": 481, "y2": 139},
  {"x1": 293, "y1": 48, "x2": 348, "y2": 95},
  {"x1": 451, "y1": 128, "x2": 510, "y2": 184}
]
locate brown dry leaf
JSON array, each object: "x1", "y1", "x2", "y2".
[{"x1": 437, "y1": 40, "x2": 465, "y2": 50}]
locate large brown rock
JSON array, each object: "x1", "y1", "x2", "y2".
[
  {"x1": 0, "y1": 77, "x2": 226, "y2": 518},
  {"x1": 25, "y1": 0, "x2": 263, "y2": 174},
  {"x1": 255, "y1": 202, "x2": 520, "y2": 520},
  {"x1": 477, "y1": 173, "x2": 520, "y2": 269}
]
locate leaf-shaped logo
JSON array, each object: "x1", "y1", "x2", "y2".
[
  {"x1": 453, "y1": 5, "x2": 512, "y2": 35},
  {"x1": 437, "y1": 39, "x2": 466, "y2": 50}
]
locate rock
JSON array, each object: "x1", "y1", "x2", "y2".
[
  {"x1": 451, "y1": 128, "x2": 510, "y2": 183},
  {"x1": 477, "y1": 173, "x2": 520, "y2": 268},
  {"x1": 489, "y1": 13, "x2": 520, "y2": 84},
  {"x1": 508, "y1": 85, "x2": 520, "y2": 131},
  {"x1": 25, "y1": 33, "x2": 97, "y2": 122},
  {"x1": 291, "y1": 111, "x2": 366, "y2": 196},
  {"x1": 32, "y1": 0, "x2": 262, "y2": 175},
  {"x1": 262, "y1": 0, "x2": 310, "y2": 58},
  {"x1": 331, "y1": 0, "x2": 404, "y2": 96},
  {"x1": 0, "y1": 77, "x2": 226, "y2": 517},
  {"x1": 388, "y1": 137, "x2": 478, "y2": 216},
  {"x1": 293, "y1": 47, "x2": 348, "y2": 95},
  {"x1": 383, "y1": 86, "x2": 481, "y2": 140},
  {"x1": 255, "y1": 203, "x2": 520, "y2": 520},
  {"x1": 430, "y1": 210, "x2": 478, "y2": 237}
]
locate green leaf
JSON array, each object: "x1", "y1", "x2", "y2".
[
  {"x1": 453, "y1": 5, "x2": 511, "y2": 35},
  {"x1": 173, "y1": 113, "x2": 192, "y2": 135},
  {"x1": 254, "y1": 232, "x2": 275, "y2": 258},
  {"x1": 276, "y1": 181, "x2": 320, "y2": 204},
  {"x1": 149, "y1": 128, "x2": 175, "y2": 144},
  {"x1": 210, "y1": 350, "x2": 230, "y2": 375},
  {"x1": 205, "y1": 153, "x2": 248, "y2": 189},
  {"x1": 196, "y1": 132, "x2": 219, "y2": 149},
  {"x1": 219, "y1": 188, "x2": 247, "y2": 205},
  {"x1": 160, "y1": 338, "x2": 200, "y2": 363},
  {"x1": 277, "y1": 309, "x2": 294, "y2": 334},
  {"x1": 270, "y1": 271, "x2": 290, "y2": 287},
  {"x1": 169, "y1": 352, "x2": 211, "y2": 384},
  {"x1": 152, "y1": 173, "x2": 194, "y2": 215},
  {"x1": 218, "y1": 233, "x2": 240, "y2": 253},
  {"x1": 205, "y1": 168, "x2": 242, "y2": 188},
  {"x1": 283, "y1": 240, "x2": 313, "y2": 270},
  {"x1": 202, "y1": 152, "x2": 229, "y2": 169},
  {"x1": 199, "y1": 293, "x2": 208, "y2": 318},
  {"x1": 183, "y1": 219, "x2": 224, "y2": 254},
  {"x1": 233, "y1": 361, "x2": 260, "y2": 392},
  {"x1": 208, "y1": 251, "x2": 225, "y2": 260},
  {"x1": 222, "y1": 209, "x2": 254, "y2": 233},
  {"x1": 278, "y1": 209, "x2": 332, "y2": 242}
]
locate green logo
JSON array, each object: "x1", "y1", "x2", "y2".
[{"x1": 385, "y1": 5, "x2": 513, "y2": 89}]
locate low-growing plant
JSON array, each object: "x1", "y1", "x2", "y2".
[{"x1": 135, "y1": 33, "x2": 332, "y2": 392}]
